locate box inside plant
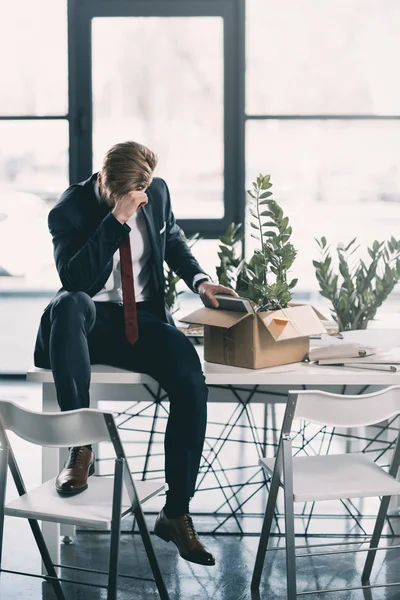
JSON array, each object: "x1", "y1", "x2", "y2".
[{"x1": 181, "y1": 174, "x2": 327, "y2": 368}]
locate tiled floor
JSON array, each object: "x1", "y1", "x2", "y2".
[{"x1": 1, "y1": 381, "x2": 400, "y2": 600}]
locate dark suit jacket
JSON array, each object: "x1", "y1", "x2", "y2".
[{"x1": 34, "y1": 173, "x2": 207, "y2": 367}]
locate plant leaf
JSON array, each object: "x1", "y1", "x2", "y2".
[{"x1": 261, "y1": 181, "x2": 273, "y2": 190}]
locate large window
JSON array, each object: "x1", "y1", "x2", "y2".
[
  {"x1": 0, "y1": 0, "x2": 69, "y2": 291},
  {"x1": 92, "y1": 16, "x2": 224, "y2": 220},
  {"x1": 246, "y1": 0, "x2": 400, "y2": 295},
  {"x1": 246, "y1": 119, "x2": 400, "y2": 292},
  {"x1": 69, "y1": 0, "x2": 244, "y2": 237},
  {"x1": 246, "y1": 0, "x2": 400, "y2": 115},
  {"x1": 2, "y1": 0, "x2": 400, "y2": 372},
  {"x1": 0, "y1": 0, "x2": 69, "y2": 373},
  {"x1": 0, "y1": 0, "x2": 68, "y2": 116}
]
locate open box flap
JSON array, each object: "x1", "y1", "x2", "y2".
[
  {"x1": 289, "y1": 302, "x2": 329, "y2": 321},
  {"x1": 180, "y1": 307, "x2": 252, "y2": 329},
  {"x1": 257, "y1": 305, "x2": 327, "y2": 341}
]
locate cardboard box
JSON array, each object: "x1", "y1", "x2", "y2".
[{"x1": 181, "y1": 304, "x2": 327, "y2": 369}]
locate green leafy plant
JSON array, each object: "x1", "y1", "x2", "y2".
[
  {"x1": 164, "y1": 233, "x2": 201, "y2": 313},
  {"x1": 236, "y1": 174, "x2": 297, "y2": 311},
  {"x1": 164, "y1": 267, "x2": 181, "y2": 313},
  {"x1": 313, "y1": 236, "x2": 400, "y2": 331},
  {"x1": 216, "y1": 223, "x2": 243, "y2": 289}
]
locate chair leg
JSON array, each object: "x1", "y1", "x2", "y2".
[
  {"x1": 361, "y1": 495, "x2": 391, "y2": 584},
  {"x1": 0, "y1": 444, "x2": 8, "y2": 567},
  {"x1": 107, "y1": 459, "x2": 124, "y2": 600},
  {"x1": 41, "y1": 383, "x2": 60, "y2": 574},
  {"x1": 0, "y1": 506, "x2": 4, "y2": 570},
  {"x1": 282, "y1": 438, "x2": 297, "y2": 600},
  {"x1": 251, "y1": 463, "x2": 281, "y2": 589},
  {"x1": 134, "y1": 504, "x2": 170, "y2": 600},
  {"x1": 90, "y1": 394, "x2": 100, "y2": 468},
  {"x1": 28, "y1": 518, "x2": 66, "y2": 600}
]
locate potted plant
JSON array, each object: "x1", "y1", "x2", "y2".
[
  {"x1": 217, "y1": 174, "x2": 298, "y2": 309},
  {"x1": 313, "y1": 236, "x2": 400, "y2": 331},
  {"x1": 182, "y1": 174, "x2": 324, "y2": 369},
  {"x1": 216, "y1": 222, "x2": 243, "y2": 289}
]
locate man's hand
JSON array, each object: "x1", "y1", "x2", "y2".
[
  {"x1": 198, "y1": 281, "x2": 238, "y2": 308},
  {"x1": 112, "y1": 190, "x2": 148, "y2": 224}
]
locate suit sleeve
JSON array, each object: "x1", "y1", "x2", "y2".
[
  {"x1": 163, "y1": 180, "x2": 209, "y2": 292},
  {"x1": 49, "y1": 205, "x2": 130, "y2": 295}
]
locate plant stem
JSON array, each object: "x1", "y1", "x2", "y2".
[{"x1": 255, "y1": 184, "x2": 267, "y2": 285}]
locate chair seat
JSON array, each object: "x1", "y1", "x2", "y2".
[
  {"x1": 260, "y1": 453, "x2": 400, "y2": 503},
  {"x1": 5, "y1": 477, "x2": 166, "y2": 529}
]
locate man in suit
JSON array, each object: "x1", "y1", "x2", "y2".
[{"x1": 34, "y1": 141, "x2": 235, "y2": 566}]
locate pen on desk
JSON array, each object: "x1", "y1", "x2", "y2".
[{"x1": 335, "y1": 364, "x2": 397, "y2": 373}]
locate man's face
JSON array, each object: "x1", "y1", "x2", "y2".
[{"x1": 97, "y1": 173, "x2": 153, "y2": 208}]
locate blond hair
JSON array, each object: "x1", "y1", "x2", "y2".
[{"x1": 101, "y1": 141, "x2": 158, "y2": 199}]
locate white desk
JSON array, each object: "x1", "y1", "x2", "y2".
[
  {"x1": 26, "y1": 331, "x2": 400, "y2": 567},
  {"x1": 28, "y1": 344, "x2": 400, "y2": 388}
]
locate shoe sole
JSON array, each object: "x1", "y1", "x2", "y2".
[
  {"x1": 154, "y1": 525, "x2": 215, "y2": 566},
  {"x1": 55, "y1": 461, "x2": 95, "y2": 496},
  {"x1": 180, "y1": 554, "x2": 216, "y2": 567}
]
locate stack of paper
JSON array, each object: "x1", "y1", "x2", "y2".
[
  {"x1": 309, "y1": 343, "x2": 400, "y2": 372},
  {"x1": 309, "y1": 343, "x2": 376, "y2": 362}
]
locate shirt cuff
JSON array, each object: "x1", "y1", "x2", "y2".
[{"x1": 193, "y1": 273, "x2": 211, "y2": 292}]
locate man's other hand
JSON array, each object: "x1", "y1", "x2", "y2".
[
  {"x1": 112, "y1": 190, "x2": 148, "y2": 224},
  {"x1": 198, "y1": 282, "x2": 238, "y2": 308}
]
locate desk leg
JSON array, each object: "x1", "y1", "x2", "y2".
[
  {"x1": 263, "y1": 403, "x2": 278, "y2": 457},
  {"x1": 263, "y1": 404, "x2": 268, "y2": 457},
  {"x1": 41, "y1": 383, "x2": 60, "y2": 574},
  {"x1": 271, "y1": 404, "x2": 278, "y2": 450}
]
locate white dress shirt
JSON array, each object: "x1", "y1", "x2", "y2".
[
  {"x1": 92, "y1": 180, "x2": 210, "y2": 304},
  {"x1": 93, "y1": 181, "x2": 152, "y2": 303}
]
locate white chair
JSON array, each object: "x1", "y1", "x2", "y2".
[
  {"x1": 0, "y1": 400, "x2": 169, "y2": 600},
  {"x1": 251, "y1": 386, "x2": 400, "y2": 599}
]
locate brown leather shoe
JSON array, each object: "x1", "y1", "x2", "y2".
[
  {"x1": 154, "y1": 509, "x2": 215, "y2": 566},
  {"x1": 55, "y1": 446, "x2": 95, "y2": 496}
]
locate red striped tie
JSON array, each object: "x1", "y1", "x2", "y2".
[{"x1": 119, "y1": 236, "x2": 139, "y2": 344}]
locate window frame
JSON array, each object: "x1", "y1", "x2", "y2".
[{"x1": 67, "y1": 0, "x2": 246, "y2": 238}]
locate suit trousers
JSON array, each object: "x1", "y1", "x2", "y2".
[{"x1": 48, "y1": 291, "x2": 208, "y2": 499}]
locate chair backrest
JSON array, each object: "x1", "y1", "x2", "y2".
[
  {"x1": 0, "y1": 400, "x2": 112, "y2": 447},
  {"x1": 291, "y1": 386, "x2": 400, "y2": 428},
  {"x1": 0, "y1": 400, "x2": 145, "y2": 518}
]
